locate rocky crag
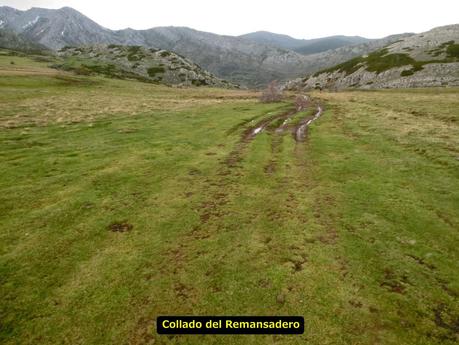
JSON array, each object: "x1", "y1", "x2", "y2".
[{"x1": 285, "y1": 25, "x2": 459, "y2": 90}]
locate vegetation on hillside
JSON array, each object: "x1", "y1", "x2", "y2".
[
  {"x1": 55, "y1": 45, "x2": 236, "y2": 87},
  {"x1": 313, "y1": 41, "x2": 459, "y2": 78},
  {"x1": 446, "y1": 42, "x2": 459, "y2": 58}
]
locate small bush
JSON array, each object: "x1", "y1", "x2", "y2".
[
  {"x1": 314, "y1": 56, "x2": 364, "y2": 76},
  {"x1": 126, "y1": 46, "x2": 145, "y2": 61},
  {"x1": 294, "y1": 95, "x2": 309, "y2": 110},
  {"x1": 412, "y1": 63, "x2": 424, "y2": 72},
  {"x1": 147, "y1": 66, "x2": 165, "y2": 77},
  {"x1": 58, "y1": 46, "x2": 72, "y2": 52},
  {"x1": 440, "y1": 41, "x2": 455, "y2": 49},
  {"x1": 400, "y1": 69, "x2": 414, "y2": 77},
  {"x1": 127, "y1": 46, "x2": 142, "y2": 54},
  {"x1": 446, "y1": 43, "x2": 459, "y2": 58},
  {"x1": 82, "y1": 63, "x2": 118, "y2": 76},
  {"x1": 192, "y1": 79, "x2": 209, "y2": 86},
  {"x1": 366, "y1": 50, "x2": 414, "y2": 74},
  {"x1": 127, "y1": 54, "x2": 143, "y2": 62},
  {"x1": 314, "y1": 48, "x2": 426, "y2": 77},
  {"x1": 73, "y1": 66, "x2": 92, "y2": 75},
  {"x1": 260, "y1": 81, "x2": 283, "y2": 103}
]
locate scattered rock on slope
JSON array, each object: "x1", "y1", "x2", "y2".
[
  {"x1": 0, "y1": 5, "x2": 413, "y2": 87},
  {"x1": 285, "y1": 25, "x2": 459, "y2": 90}
]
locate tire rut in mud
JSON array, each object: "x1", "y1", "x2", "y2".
[
  {"x1": 196, "y1": 101, "x2": 323, "y2": 234},
  {"x1": 243, "y1": 108, "x2": 298, "y2": 141},
  {"x1": 165, "y1": 102, "x2": 321, "y2": 285},
  {"x1": 153, "y1": 110, "x2": 302, "y2": 298},
  {"x1": 161, "y1": 107, "x2": 306, "y2": 281},
  {"x1": 294, "y1": 104, "x2": 323, "y2": 142}
]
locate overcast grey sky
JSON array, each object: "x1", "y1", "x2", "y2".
[{"x1": 1, "y1": 0, "x2": 458, "y2": 39}]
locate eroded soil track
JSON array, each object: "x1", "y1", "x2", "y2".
[
  {"x1": 205, "y1": 97, "x2": 323, "y2": 225},
  {"x1": 128, "y1": 97, "x2": 345, "y2": 345},
  {"x1": 156, "y1": 98, "x2": 326, "y2": 289}
]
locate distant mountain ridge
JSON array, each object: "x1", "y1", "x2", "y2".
[
  {"x1": 0, "y1": 5, "x2": 416, "y2": 87},
  {"x1": 239, "y1": 31, "x2": 370, "y2": 55}
]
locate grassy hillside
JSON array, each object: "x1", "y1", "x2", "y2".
[{"x1": 0, "y1": 52, "x2": 458, "y2": 345}]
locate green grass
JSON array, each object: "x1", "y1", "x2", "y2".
[
  {"x1": 0, "y1": 49, "x2": 56, "y2": 67},
  {"x1": 0, "y1": 54, "x2": 458, "y2": 345}
]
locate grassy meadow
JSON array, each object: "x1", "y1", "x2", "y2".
[{"x1": 0, "y1": 50, "x2": 458, "y2": 345}]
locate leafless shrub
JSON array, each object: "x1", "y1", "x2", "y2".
[
  {"x1": 294, "y1": 95, "x2": 310, "y2": 111},
  {"x1": 260, "y1": 80, "x2": 283, "y2": 103}
]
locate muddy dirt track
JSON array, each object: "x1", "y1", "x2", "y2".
[
  {"x1": 159, "y1": 96, "x2": 325, "y2": 279},
  {"x1": 189, "y1": 96, "x2": 324, "y2": 234},
  {"x1": 244, "y1": 100, "x2": 323, "y2": 142}
]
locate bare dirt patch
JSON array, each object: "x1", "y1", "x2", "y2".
[
  {"x1": 406, "y1": 254, "x2": 436, "y2": 270},
  {"x1": 433, "y1": 303, "x2": 459, "y2": 334},
  {"x1": 380, "y1": 268, "x2": 409, "y2": 294},
  {"x1": 128, "y1": 316, "x2": 155, "y2": 345},
  {"x1": 317, "y1": 228, "x2": 338, "y2": 244},
  {"x1": 174, "y1": 282, "x2": 193, "y2": 300},
  {"x1": 108, "y1": 221, "x2": 133, "y2": 232}
]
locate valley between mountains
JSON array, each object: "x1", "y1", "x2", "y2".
[{"x1": 3, "y1": 6, "x2": 458, "y2": 88}]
